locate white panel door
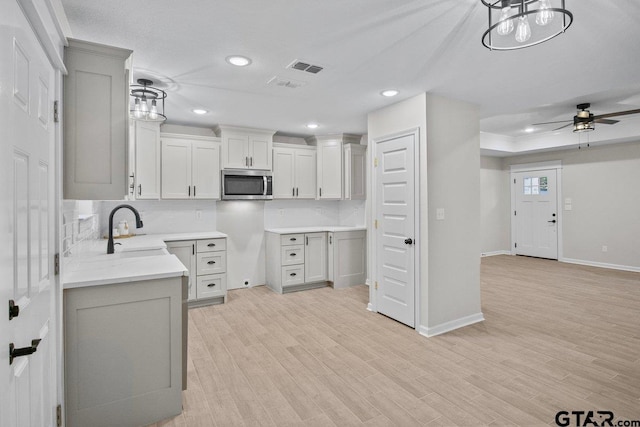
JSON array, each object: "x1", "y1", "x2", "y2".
[
  {"x1": 317, "y1": 141, "x2": 343, "y2": 199},
  {"x1": 249, "y1": 134, "x2": 271, "y2": 170},
  {"x1": 161, "y1": 139, "x2": 191, "y2": 199},
  {"x1": 304, "y1": 233, "x2": 327, "y2": 283},
  {"x1": 514, "y1": 170, "x2": 558, "y2": 259},
  {"x1": 134, "y1": 121, "x2": 160, "y2": 199},
  {"x1": 1, "y1": 3, "x2": 57, "y2": 425},
  {"x1": 294, "y1": 150, "x2": 316, "y2": 199},
  {"x1": 376, "y1": 134, "x2": 415, "y2": 327},
  {"x1": 272, "y1": 148, "x2": 295, "y2": 199},
  {"x1": 192, "y1": 142, "x2": 220, "y2": 199}
]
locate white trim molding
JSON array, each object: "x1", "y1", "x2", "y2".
[
  {"x1": 560, "y1": 258, "x2": 640, "y2": 273},
  {"x1": 509, "y1": 160, "x2": 562, "y2": 173},
  {"x1": 419, "y1": 312, "x2": 485, "y2": 338},
  {"x1": 481, "y1": 250, "x2": 512, "y2": 257}
]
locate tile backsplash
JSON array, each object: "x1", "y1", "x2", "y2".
[{"x1": 62, "y1": 200, "x2": 101, "y2": 257}]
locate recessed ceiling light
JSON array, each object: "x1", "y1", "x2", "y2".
[
  {"x1": 524, "y1": 127, "x2": 535, "y2": 133},
  {"x1": 306, "y1": 123, "x2": 319, "y2": 129},
  {"x1": 381, "y1": 89, "x2": 399, "y2": 97},
  {"x1": 192, "y1": 109, "x2": 208, "y2": 115},
  {"x1": 226, "y1": 55, "x2": 252, "y2": 67}
]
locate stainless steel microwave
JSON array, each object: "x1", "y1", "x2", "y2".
[{"x1": 221, "y1": 169, "x2": 273, "y2": 200}]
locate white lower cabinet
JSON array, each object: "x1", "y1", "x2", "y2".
[
  {"x1": 266, "y1": 232, "x2": 328, "y2": 293},
  {"x1": 327, "y1": 230, "x2": 367, "y2": 288},
  {"x1": 166, "y1": 237, "x2": 227, "y2": 305}
]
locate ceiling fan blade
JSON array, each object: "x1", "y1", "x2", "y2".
[
  {"x1": 552, "y1": 123, "x2": 573, "y2": 131},
  {"x1": 594, "y1": 118, "x2": 619, "y2": 125},
  {"x1": 532, "y1": 120, "x2": 572, "y2": 126},
  {"x1": 593, "y1": 108, "x2": 640, "y2": 120}
]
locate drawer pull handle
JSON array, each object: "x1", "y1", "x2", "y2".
[
  {"x1": 207, "y1": 261, "x2": 216, "y2": 265},
  {"x1": 290, "y1": 238, "x2": 296, "y2": 241},
  {"x1": 207, "y1": 243, "x2": 216, "y2": 247},
  {"x1": 290, "y1": 273, "x2": 297, "y2": 277},
  {"x1": 290, "y1": 253, "x2": 296, "y2": 256},
  {"x1": 207, "y1": 283, "x2": 216, "y2": 288}
]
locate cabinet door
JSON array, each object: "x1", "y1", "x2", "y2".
[
  {"x1": 304, "y1": 233, "x2": 327, "y2": 283},
  {"x1": 295, "y1": 150, "x2": 317, "y2": 199},
  {"x1": 332, "y1": 231, "x2": 366, "y2": 288},
  {"x1": 161, "y1": 139, "x2": 192, "y2": 199},
  {"x1": 350, "y1": 146, "x2": 366, "y2": 200},
  {"x1": 192, "y1": 141, "x2": 220, "y2": 199},
  {"x1": 222, "y1": 133, "x2": 249, "y2": 169},
  {"x1": 249, "y1": 134, "x2": 272, "y2": 170},
  {"x1": 134, "y1": 121, "x2": 161, "y2": 199},
  {"x1": 318, "y1": 141, "x2": 343, "y2": 199},
  {"x1": 165, "y1": 241, "x2": 196, "y2": 301},
  {"x1": 272, "y1": 148, "x2": 295, "y2": 199}
]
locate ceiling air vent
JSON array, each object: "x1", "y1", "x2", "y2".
[
  {"x1": 267, "y1": 76, "x2": 307, "y2": 89},
  {"x1": 287, "y1": 60, "x2": 324, "y2": 75}
]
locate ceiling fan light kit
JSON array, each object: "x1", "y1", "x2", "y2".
[{"x1": 481, "y1": 0, "x2": 573, "y2": 50}]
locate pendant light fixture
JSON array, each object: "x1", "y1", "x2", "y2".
[
  {"x1": 130, "y1": 78, "x2": 167, "y2": 122},
  {"x1": 482, "y1": 0, "x2": 573, "y2": 51}
]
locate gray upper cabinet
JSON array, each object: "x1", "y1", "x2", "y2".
[{"x1": 64, "y1": 39, "x2": 132, "y2": 200}]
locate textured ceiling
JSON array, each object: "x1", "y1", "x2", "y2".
[{"x1": 60, "y1": 0, "x2": 640, "y2": 139}]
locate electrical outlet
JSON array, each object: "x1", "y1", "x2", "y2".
[
  {"x1": 602, "y1": 245, "x2": 608, "y2": 252},
  {"x1": 278, "y1": 209, "x2": 284, "y2": 216},
  {"x1": 195, "y1": 210, "x2": 202, "y2": 220},
  {"x1": 436, "y1": 208, "x2": 445, "y2": 220}
]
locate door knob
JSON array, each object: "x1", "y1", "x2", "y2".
[
  {"x1": 9, "y1": 339, "x2": 41, "y2": 365},
  {"x1": 548, "y1": 220, "x2": 557, "y2": 223},
  {"x1": 404, "y1": 238, "x2": 413, "y2": 245}
]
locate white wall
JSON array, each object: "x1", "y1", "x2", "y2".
[
  {"x1": 480, "y1": 156, "x2": 510, "y2": 255},
  {"x1": 503, "y1": 141, "x2": 640, "y2": 270},
  {"x1": 424, "y1": 94, "x2": 483, "y2": 333}
]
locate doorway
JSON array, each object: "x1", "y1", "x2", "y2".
[
  {"x1": 373, "y1": 130, "x2": 420, "y2": 328},
  {"x1": 510, "y1": 162, "x2": 562, "y2": 260}
]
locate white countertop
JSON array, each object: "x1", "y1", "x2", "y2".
[
  {"x1": 265, "y1": 226, "x2": 366, "y2": 234},
  {"x1": 63, "y1": 231, "x2": 227, "y2": 289}
]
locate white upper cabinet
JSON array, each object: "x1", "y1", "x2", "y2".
[
  {"x1": 133, "y1": 121, "x2": 161, "y2": 199},
  {"x1": 63, "y1": 39, "x2": 132, "y2": 200},
  {"x1": 317, "y1": 140, "x2": 343, "y2": 199},
  {"x1": 160, "y1": 133, "x2": 220, "y2": 200},
  {"x1": 217, "y1": 125, "x2": 275, "y2": 170},
  {"x1": 344, "y1": 144, "x2": 366, "y2": 200},
  {"x1": 272, "y1": 144, "x2": 317, "y2": 199}
]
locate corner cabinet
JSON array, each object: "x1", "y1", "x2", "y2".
[
  {"x1": 272, "y1": 144, "x2": 316, "y2": 199},
  {"x1": 307, "y1": 134, "x2": 363, "y2": 200},
  {"x1": 265, "y1": 232, "x2": 328, "y2": 293},
  {"x1": 160, "y1": 133, "x2": 221, "y2": 200},
  {"x1": 63, "y1": 39, "x2": 132, "y2": 200},
  {"x1": 344, "y1": 144, "x2": 366, "y2": 200},
  {"x1": 216, "y1": 125, "x2": 275, "y2": 170}
]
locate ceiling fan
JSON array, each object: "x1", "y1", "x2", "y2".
[{"x1": 533, "y1": 103, "x2": 640, "y2": 132}]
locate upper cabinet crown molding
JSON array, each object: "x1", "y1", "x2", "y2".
[
  {"x1": 305, "y1": 133, "x2": 362, "y2": 146},
  {"x1": 63, "y1": 39, "x2": 132, "y2": 200},
  {"x1": 214, "y1": 125, "x2": 276, "y2": 136}
]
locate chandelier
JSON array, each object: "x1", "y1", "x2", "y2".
[
  {"x1": 130, "y1": 78, "x2": 166, "y2": 122},
  {"x1": 481, "y1": 0, "x2": 573, "y2": 50}
]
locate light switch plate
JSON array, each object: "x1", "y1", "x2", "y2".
[{"x1": 436, "y1": 208, "x2": 445, "y2": 220}]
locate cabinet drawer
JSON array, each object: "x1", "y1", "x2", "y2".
[
  {"x1": 196, "y1": 238, "x2": 226, "y2": 253},
  {"x1": 282, "y1": 265, "x2": 304, "y2": 287},
  {"x1": 196, "y1": 274, "x2": 226, "y2": 299},
  {"x1": 281, "y1": 234, "x2": 304, "y2": 246},
  {"x1": 196, "y1": 252, "x2": 226, "y2": 275},
  {"x1": 281, "y1": 245, "x2": 304, "y2": 266}
]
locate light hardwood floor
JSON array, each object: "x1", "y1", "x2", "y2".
[{"x1": 150, "y1": 255, "x2": 640, "y2": 426}]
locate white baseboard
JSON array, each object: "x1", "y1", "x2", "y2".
[
  {"x1": 366, "y1": 303, "x2": 374, "y2": 312},
  {"x1": 481, "y1": 250, "x2": 511, "y2": 257},
  {"x1": 560, "y1": 258, "x2": 640, "y2": 273},
  {"x1": 365, "y1": 278, "x2": 371, "y2": 287},
  {"x1": 419, "y1": 312, "x2": 485, "y2": 338}
]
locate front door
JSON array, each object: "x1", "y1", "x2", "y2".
[
  {"x1": 513, "y1": 169, "x2": 558, "y2": 259},
  {"x1": 375, "y1": 133, "x2": 416, "y2": 327},
  {"x1": 1, "y1": 2, "x2": 57, "y2": 425}
]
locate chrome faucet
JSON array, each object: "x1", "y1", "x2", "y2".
[{"x1": 107, "y1": 204, "x2": 144, "y2": 254}]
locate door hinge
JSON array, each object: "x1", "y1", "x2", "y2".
[
  {"x1": 374, "y1": 219, "x2": 378, "y2": 229},
  {"x1": 54, "y1": 253, "x2": 60, "y2": 276},
  {"x1": 56, "y1": 404, "x2": 62, "y2": 427},
  {"x1": 375, "y1": 281, "x2": 378, "y2": 290},
  {"x1": 53, "y1": 101, "x2": 59, "y2": 123},
  {"x1": 374, "y1": 157, "x2": 378, "y2": 167}
]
